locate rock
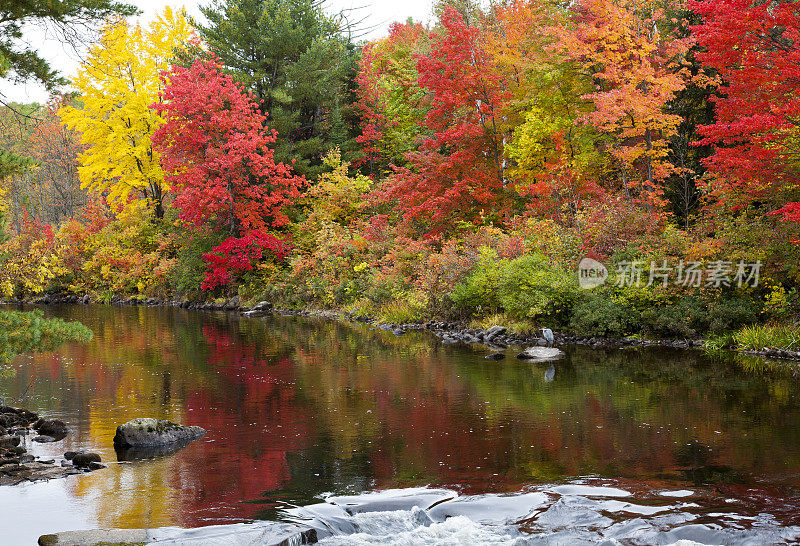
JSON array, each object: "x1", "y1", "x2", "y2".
[
  {"x1": 483, "y1": 325, "x2": 507, "y2": 340},
  {"x1": 113, "y1": 418, "x2": 206, "y2": 449},
  {"x1": 38, "y1": 529, "x2": 149, "y2": 546},
  {"x1": 0, "y1": 413, "x2": 23, "y2": 428},
  {"x1": 71, "y1": 453, "x2": 101, "y2": 468},
  {"x1": 81, "y1": 294, "x2": 91, "y2": 304},
  {"x1": 485, "y1": 353, "x2": 506, "y2": 361},
  {"x1": 34, "y1": 419, "x2": 68, "y2": 440},
  {"x1": 227, "y1": 295, "x2": 240, "y2": 308},
  {"x1": 87, "y1": 461, "x2": 105, "y2": 471},
  {"x1": 516, "y1": 346, "x2": 566, "y2": 362},
  {"x1": 64, "y1": 451, "x2": 81, "y2": 461},
  {"x1": 0, "y1": 435, "x2": 20, "y2": 449},
  {"x1": 32, "y1": 435, "x2": 58, "y2": 443}
]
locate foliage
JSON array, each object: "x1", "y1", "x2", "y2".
[
  {"x1": 0, "y1": 211, "x2": 64, "y2": 297},
  {"x1": 60, "y1": 8, "x2": 194, "y2": 218},
  {"x1": 153, "y1": 57, "x2": 302, "y2": 290},
  {"x1": 197, "y1": 0, "x2": 360, "y2": 178},
  {"x1": 385, "y1": 7, "x2": 512, "y2": 234},
  {"x1": 735, "y1": 324, "x2": 800, "y2": 352},
  {"x1": 690, "y1": 0, "x2": 800, "y2": 217},
  {"x1": 451, "y1": 247, "x2": 578, "y2": 324},
  {"x1": 556, "y1": 0, "x2": 689, "y2": 209},
  {"x1": 0, "y1": 309, "x2": 93, "y2": 365},
  {"x1": 0, "y1": 0, "x2": 137, "y2": 90}
]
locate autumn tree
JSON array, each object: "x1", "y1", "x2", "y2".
[
  {"x1": 690, "y1": 0, "x2": 800, "y2": 222},
  {"x1": 197, "y1": 0, "x2": 360, "y2": 178},
  {"x1": 0, "y1": 1, "x2": 137, "y2": 177},
  {"x1": 60, "y1": 8, "x2": 194, "y2": 218},
  {"x1": 152, "y1": 58, "x2": 303, "y2": 289},
  {"x1": 556, "y1": 0, "x2": 689, "y2": 209},
  {"x1": 487, "y1": 0, "x2": 603, "y2": 226},
  {"x1": 385, "y1": 7, "x2": 512, "y2": 235},
  {"x1": 26, "y1": 98, "x2": 86, "y2": 224},
  {"x1": 355, "y1": 20, "x2": 430, "y2": 175}
]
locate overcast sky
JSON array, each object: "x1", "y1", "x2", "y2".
[{"x1": 1, "y1": 0, "x2": 434, "y2": 104}]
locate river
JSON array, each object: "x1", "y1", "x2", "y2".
[{"x1": 1, "y1": 305, "x2": 800, "y2": 544}]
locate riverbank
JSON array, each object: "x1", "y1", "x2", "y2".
[
  {"x1": 0, "y1": 406, "x2": 104, "y2": 486},
  {"x1": 5, "y1": 293, "x2": 799, "y2": 362}
]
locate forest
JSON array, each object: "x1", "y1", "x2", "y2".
[{"x1": 1, "y1": 0, "x2": 799, "y2": 346}]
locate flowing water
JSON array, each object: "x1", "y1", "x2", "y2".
[{"x1": 1, "y1": 305, "x2": 800, "y2": 544}]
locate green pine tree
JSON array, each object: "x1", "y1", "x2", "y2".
[{"x1": 196, "y1": 0, "x2": 361, "y2": 179}]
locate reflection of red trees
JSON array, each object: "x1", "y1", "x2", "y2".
[{"x1": 170, "y1": 325, "x2": 312, "y2": 526}]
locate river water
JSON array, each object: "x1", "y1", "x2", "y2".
[{"x1": 1, "y1": 305, "x2": 800, "y2": 544}]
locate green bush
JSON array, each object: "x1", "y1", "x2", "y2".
[
  {"x1": 169, "y1": 233, "x2": 223, "y2": 298},
  {"x1": 450, "y1": 248, "x2": 578, "y2": 325},
  {"x1": 640, "y1": 294, "x2": 711, "y2": 338},
  {"x1": 708, "y1": 297, "x2": 762, "y2": 333},
  {"x1": 568, "y1": 292, "x2": 640, "y2": 337}
]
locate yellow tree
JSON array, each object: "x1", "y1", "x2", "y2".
[{"x1": 60, "y1": 8, "x2": 194, "y2": 218}]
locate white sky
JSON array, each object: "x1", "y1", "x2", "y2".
[{"x1": 1, "y1": 0, "x2": 434, "y2": 104}]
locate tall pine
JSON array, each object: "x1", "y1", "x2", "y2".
[{"x1": 196, "y1": 0, "x2": 360, "y2": 179}]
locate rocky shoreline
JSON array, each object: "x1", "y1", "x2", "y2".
[
  {"x1": 0, "y1": 406, "x2": 104, "y2": 486},
  {"x1": 4, "y1": 292, "x2": 799, "y2": 362}
]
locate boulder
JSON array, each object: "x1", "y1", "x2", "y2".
[
  {"x1": 34, "y1": 419, "x2": 68, "y2": 440},
  {"x1": 485, "y1": 353, "x2": 506, "y2": 361},
  {"x1": 71, "y1": 453, "x2": 102, "y2": 468},
  {"x1": 516, "y1": 347, "x2": 566, "y2": 362},
  {"x1": 0, "y1": 435, "x2": 21, "y2": 449},
  {"x1": 482, "y1": 325, "x2": 507, "y2": 340},
  {"x1": 113, "y1": 418, "x2": 206, "y2": 449}
]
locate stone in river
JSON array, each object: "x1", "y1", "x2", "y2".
[
  {"x1": 516, "y1": 346, "x2": 566, "y2": 362},
  {"x1": 0, "y1": 435, "x2": 20, "y2": 449},
  {"x1": 71, "y1": 453, "x2": 101, "y2": 468},
  {"x1": 113, "y1": 418, "x2": 205, "y2": 449},
  {"x1": 34, "y1": 419, "x2": 68, "y2": 440}
]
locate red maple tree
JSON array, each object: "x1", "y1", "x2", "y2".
[
  {"x1": 690, "y1": 0, "x2": 800, "y2": 222},
  {"x1": 384, "y1": 7, "x2": 512, "y2": 235},
  {"x1": 152, "y1": 58, "x2": 303, "y2": 289}
]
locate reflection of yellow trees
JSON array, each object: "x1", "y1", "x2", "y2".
[{"x1": 72, "y1": 457, "x2": 182, "y2": 529}]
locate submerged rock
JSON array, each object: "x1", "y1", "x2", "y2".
[
  {"x1": 113, "y1": 418, "x2": 205, "y2": 449},
  {"x1": 516, "y1": 346, "x2": 566, "y2": 362},
  {"x1": 485, "y1": 353, "x2": 506, "y2": 361}
]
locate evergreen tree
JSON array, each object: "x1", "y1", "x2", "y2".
[{"x1": 196, "y1": 0, "x2": 360, "y2": 179}]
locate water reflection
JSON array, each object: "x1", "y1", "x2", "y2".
[{"x1": 1, "y1": 304, "x2": 800, "y2": 539}]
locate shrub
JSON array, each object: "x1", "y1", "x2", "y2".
[
  {"x1": 568, "y1": 292, "x2": 640, "y2": 337},
  {"x1": 708, "y1": 297, "x2": 762, "y2": 333},
  {"x1": 640, "y1": 294, "x2": 711, "y2": 338},
  {"x1": 450, "y1": 247, "x2": 578, "y2": 324},
  {"x1": 377, "y1": 291, "x2": 428, "y2": 323}
]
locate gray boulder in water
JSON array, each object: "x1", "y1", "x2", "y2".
[
  {"x1": 113, "y1": 418, "x2": 205, "y2": 448},
  {"x1": 516, "y1": 347, "x2": 565, "y2": 362}
]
